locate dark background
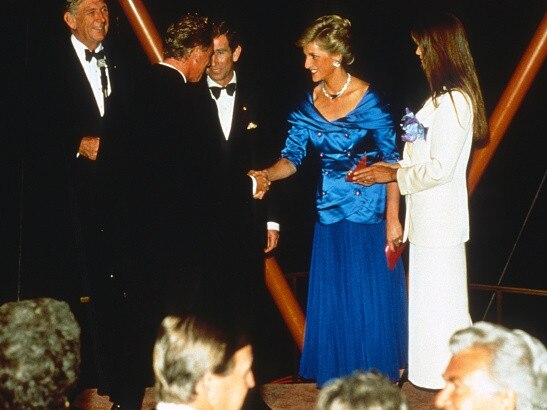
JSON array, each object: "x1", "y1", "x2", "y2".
[{"x1": 4, "y1": 0, "x2": 546, "y2": 381}]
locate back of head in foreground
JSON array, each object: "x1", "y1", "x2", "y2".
[
  {"x1": 153, "y1": 313, "x2": 255, "y2": 409},
  {"x1": 0, "y1": 298, "x2": 81, "y2": 410},
  {"x1": 315, "y1": 371, "x2": 409, "y2": 410},
  {"x1": 442, "y1": 321, "x2": 547, "y2": 410}
]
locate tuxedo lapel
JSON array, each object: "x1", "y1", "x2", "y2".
[
  {"x1": 65, "y1": 43, "x2": 103, "y2": 121},
  {"x1": 228, "y1": 82, "x2": 253, "y2": 143},
  {"x1": 211, "y1": 96, "x2": 226, "y2": 143},
  {"x1": 228, "y1": 91, "x2": 243, "y2": 142}
]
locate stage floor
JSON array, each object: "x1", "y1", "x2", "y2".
[{"x1": 73, "y1": 379, "x2": 437, "y2": 409}]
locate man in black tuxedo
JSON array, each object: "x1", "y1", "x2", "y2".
[
  {"x1": 137, "y1": 13, "x2": 215, "y2": 323},
  {"x1": 196, "y1": 18, "x2": 281, "y2": 312},
  {"x1": 22, "y1": 0, "x2": 144, "y2": 408},
  {"x1": 194, "y1": 22, "x2": 282, "y2": 399}
]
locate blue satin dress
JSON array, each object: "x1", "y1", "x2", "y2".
[{"x1": 281, "y1": 89, "x2": 408, "y2": 386}]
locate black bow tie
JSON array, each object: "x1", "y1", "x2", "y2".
[
  {"x1": 85, "y1": 49, "x2": 105, "y2": 62},
  {"x1": 209, "y1": 83, "x2": 236, "y2": 99}
]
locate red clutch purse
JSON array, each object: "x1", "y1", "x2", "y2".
[
  {"x1": 385, "y1": 242, "x2": 406, "y2": 270},
  {"x1": 345, "y1": 154, "x2": 367, "y2": 182}
]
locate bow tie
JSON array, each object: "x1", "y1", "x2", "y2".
[
  {"x1": 209, "y1": 83, "x2": 236, "y2": 99},
  {"x1": 85, "y1": 49, "x2": 105, "y2": 62}
]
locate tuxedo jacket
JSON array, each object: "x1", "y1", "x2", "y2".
[
  {"x1": 137, "y1": 64, "x2": 229, "y2": 313},
  {"x1": 397, "y1": 90, "x2": 473, "y2": 247},
  {"x1": 194, "y1": 74, "x2": 280, "y2": 254},
  {"x1": 141, "y1": 67, "x2": 278, "y2": 249},
  {"x1": 186, "y1": 73, "x2": 284, "y2": 321},
  {"x1": 139, "y1": 64, "x2": 220, "y2": 254},
  {"x1": 138, "y1": 67, "x2": 280, "y2": 317}
]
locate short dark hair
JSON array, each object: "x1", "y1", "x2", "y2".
[
  {"x1": 212, "y1": 20, "x2": 241, "y2": 51},
  {"x1": 164, "y1": 13, "x2": 213, "y2": 60},
  {"x1": 0, "y1": 298, "x2": 81, "y2": 409}
]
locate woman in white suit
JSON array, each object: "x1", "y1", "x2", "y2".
[{"x1": 354, "y1": 12, "x2": 488, "y2": 389}]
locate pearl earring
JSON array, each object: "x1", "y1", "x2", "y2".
[{"x1": 333, "y1": 60, "x2": 341, "y2": 67}]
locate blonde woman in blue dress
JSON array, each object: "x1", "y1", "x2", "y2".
[
  {"x1": 357, "y1": 13, "x2": 488, "y2": 389},
  {"x1": 251, "y1": 15, "x2": 408, "y2": 387}
]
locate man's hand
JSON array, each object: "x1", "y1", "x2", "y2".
[
  {"x1": 248, "y1": 170, "x2": 271, "y2": 199},
  {"x1": 78, "y1": 137, "x2": 100, "y2": 161},
  {"x1": 264, "y1": 230, "x2": 280, "y2": 253}
]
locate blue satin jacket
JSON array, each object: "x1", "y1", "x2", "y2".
[{"x1": 281, "y1": 89, "x2": 399, "y2": 225}]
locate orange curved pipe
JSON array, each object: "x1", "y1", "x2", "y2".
[
  {"x1": 118, "y1": 0, "x2": 163, "y2": 64},
  {"x1": 265, "y1": 256, "x2": 305, "y2": 351},
  {"x1": 468, "y1": 13, "x2": 547, "y2": 194}
]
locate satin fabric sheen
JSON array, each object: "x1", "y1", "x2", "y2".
[{"x1": 281, "y1": 89, "x2": 408, "y2": 386}]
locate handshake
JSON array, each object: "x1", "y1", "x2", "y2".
[{"x1": 247, "y1": 169, "x2": 271, "y2": 199}]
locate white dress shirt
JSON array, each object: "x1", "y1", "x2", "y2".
[
  {"x1": 70, "y1": 35, "x2": 111, "y2": 117},
  {"x1": 207, "y1": 73, "x2": 236, "y2": 139}
]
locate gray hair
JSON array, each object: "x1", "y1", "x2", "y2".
[
  {"x1": 153, "y1": 314, "x2": 249, "y2": 404},
  {"x1": 0, "y1": 298, "x2": 81, "y2": 409},
  {"x1": 64, "y1": 0, "x2": 108, "y2": 15},
  {"x1": 449, "y1": 321, "x2": 547, "y2": 410},
  {"x1": 64, "y1": 0, "x2": 85, "y2": 14},
  {"x1": 315, "y1": 371, "x2": 409, "y2": 410}
]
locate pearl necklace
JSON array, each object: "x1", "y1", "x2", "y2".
[{"x1": 321, "y1": 73, "x2": 352, "y2": 100}]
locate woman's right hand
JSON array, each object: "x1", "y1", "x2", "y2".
[{"x1": 353, "y1": 162, "x2": 400, "y2": 186}]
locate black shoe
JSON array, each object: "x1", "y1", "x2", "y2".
[{"x1": 397, "y1": 369, "x2": 409, "y2": 388}]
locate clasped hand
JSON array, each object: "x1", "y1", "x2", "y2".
[
  {"x1": 351, "y1": 161, "x2": 400, "y2": 186},
  {"x1": 248, "y1": 170, "x2": 271, "y2": 199},
  {"x1": 78, "y1": 136, "x2": 100, "y2": 160}
]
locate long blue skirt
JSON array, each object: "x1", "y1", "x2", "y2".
[{"x1": 299, "y1": 220, "x2": 408, "y2": 387}]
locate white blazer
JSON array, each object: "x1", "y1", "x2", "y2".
[{"x1": 397, "y1": 90, "x2": 473, "y2": 247}]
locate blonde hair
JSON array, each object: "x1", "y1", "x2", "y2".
[{"x1": 296, "y1": 15, "x2": 355, "y2": 66}]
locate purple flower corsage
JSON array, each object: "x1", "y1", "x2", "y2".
[{"x1": 400, "y1": 107, "x2": 427, "y2": 142}]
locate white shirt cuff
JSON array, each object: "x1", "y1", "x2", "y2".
[{"x1": 267, "y1": 222, "x2": 280, "y2": 231}]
